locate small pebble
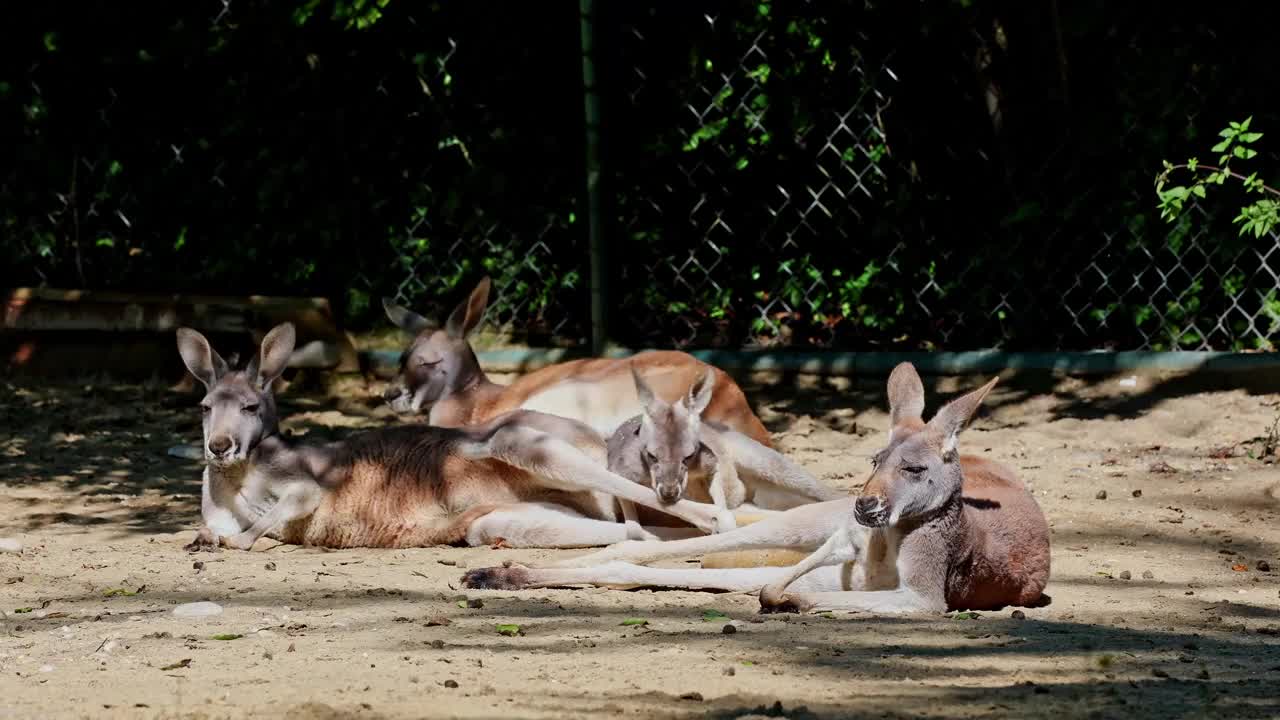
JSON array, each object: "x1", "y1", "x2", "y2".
[
  {"x1": 722, "y1": 623, "x2": 737, "y2": 635},
  {"x1": 1257, "y1": 560, "x2": 1271, "y2": 572},
  {"x1": 1152, "y1": 668, "x2": 1170, "y2": 678},
  {"x1": 1119, "y1": 570, "x2": 1131, "y2": 580},
  {"x1": 1011, "y1": 610, "x2": 1026, "y2": 620},
  {"x1": 429, "y1": 640, "x2": 445, "y2": 649},
  {"x1": 437, "y1": 559, "x2": 456, "y2": 567},
  {"x1": 193, "y1": 562, "x2": 205, "y2": 572},
  {"x1": 443, "y1": 679, "x2": 459, "y2": 689},
  {"x1": 680, "y1": 692, "x2": 704, "y2": 702},
  {"x1": 1131, "y1": 489, "x2": 1142, "y2": 498},
  {"x1": 1095, "y1": 490, "x2": 1107, "y2": 500},
  {"x1": 264, "y1": 562, "x2": 277, "y2": 572},
  {"x1": 1142, "y1": 570, "x2": 1154, "y2": 579},
  {"x1": 172, "y1": 602, "x2": 223, "y2": 618},
  {"x1": 723, "y1": 667, "x2": 736, "y2": 676},
  {"x1": 0, "y1": 538, "x2": 22, "y2": 554},
  {"x1": 1197, "y1": 668, "x2": 1211, "y2": 680}
]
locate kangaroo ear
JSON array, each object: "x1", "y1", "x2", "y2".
[
  {"x1": 254, "y1": 322, "x2": 297, "y2": 390},
  {"x1": 382, "y1": 297, "x2": 434, "y2": 335},
  {"x1": 631, "y1": 364, "x2": 661, "y2": 417},
  {"x1": 446, "y1": 276, "x2": 491, "y2": 339},
  {"x1": 926, "y1": 376, "x2": 999, "y2": 456},
  {"x1": 176, "y1": 328, "x2": 228, "y2": 390},
  {"x1": 887, "y1": 362, "x2": 925, "y2": 426},
  {"x1": 684, "y1": 366, "x2": 716, "y2": 417}
]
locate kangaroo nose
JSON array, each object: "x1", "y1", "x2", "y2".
[
  {"x1": 208, "y1": 436, "x2": 232, "y2": 457},
  {"x1": 383, "y1": 385, "x2": 404, "y2": 402},
  {"x1": 657, "y1": 486, "x2": 681, "y2": 504}
]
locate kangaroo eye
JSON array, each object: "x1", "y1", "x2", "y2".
[
  {"x1": 242, "y1": 403, "x2": 260, "y2": 414},
  {"x1": 902, "y1": 465, "x2": 927, "y2": 475},
  {"x1": 199, "y1": 404, "x2": 212, "y2": 414},
  {"x1": 643, "y1": 449, "x2": 658, "y2": 464}
]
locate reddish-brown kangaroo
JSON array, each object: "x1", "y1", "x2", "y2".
[
  {"x1": 380, "y1": 276, "x2": 771, "y2": 446},
  {"x1": 462, "y1": 363, "x2": 1052, "y2": 615}
]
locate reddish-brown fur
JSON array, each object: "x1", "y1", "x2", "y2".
[
  {"x1": 451, "y1": 351, "x2": 771, "y2": 448},
  {"x1": 271, "y1": 424, "x2": 610, "y2": 549}
]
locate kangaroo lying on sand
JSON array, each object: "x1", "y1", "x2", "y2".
[
  {"x1": 609, "y1": 365, "x2": 844, "y2": 534},
  {"x1": 381, "y1": 276, "x2": 771, "y2": 445},
  {"x1": 462, "y1": 363, "x2": 1051, "y2": 615},
  {"x1": 177, "y1": 322, "x2": 742, "y2": 552}
]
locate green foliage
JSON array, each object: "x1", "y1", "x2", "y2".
[{"x1": 1156, "y1": 117, "x2": 1279, "y2": 239}]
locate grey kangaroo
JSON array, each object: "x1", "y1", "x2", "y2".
[
  {"x1": 462, "y1": 363, "x2": 1052, "y2": 615},
  {"x1": 176, "y1": 322, "x2": 741, "y2": 552},
  {"x1": 609, "y1": 364, "x2": 844, "y2": 535}
]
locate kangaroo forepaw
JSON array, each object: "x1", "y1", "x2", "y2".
[
  {"x1": 461, "y1": 566, "x2": 532, "y2": 591},
  {"x1": 712, "y1": 509, "x2": 738, "y2": 534},
  {"x1": 184, "y1": 528, "x2": 222, "y2": 553}
]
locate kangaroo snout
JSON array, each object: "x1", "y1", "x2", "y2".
[
  {"x1": 382, "y1": 384, "x2": 405, "y2": 402},
  {"x1": 207, "y1": 435, "x2": 234, "y2": 458},
  {"x1": 854, "y1": 495, "x2": 888, "y2": 527},
  {"x1": 656, "y1": 485, "x2": 682, "y2": 505}
]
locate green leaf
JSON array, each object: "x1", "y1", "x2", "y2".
[
  {"x1": 495, "y1": 623, "x2": 522, "y2": 636},
  {"x1": 103, "y1": 588, "x2": 137, "y2": 597},
  {"x1": 13, "y1": 607, "x2": 33, "y2": 614},
  {"x1": 1191, "y1": 185, "x2": 1206, "y2": 198},
  {"x1": 951, "y1": 611, "x2": 981, "y2": 620},
  {"x1": 1186, "y1": 158, "x2": 1197, "y2": 171},
  {"x1": 1211, "y1": 139, "x2": 1231, "y2": 153},
  {"x1": 701, "y1": 609, "x2": 729, "y2": 621},
  {"x1": 211, "y1": 634, "x2": 242, "y2": 641},
  {"x1": 1239, "y1": 132, "x2": 1264, "y2": 143}
]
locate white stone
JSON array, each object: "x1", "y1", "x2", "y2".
[{"x1": 172, "y1": 601, "x2": 223, "y2": 618}]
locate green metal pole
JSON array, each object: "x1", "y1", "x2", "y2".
[{"x1": 580, "y1": 0, "x2": 606, "y2": 356}]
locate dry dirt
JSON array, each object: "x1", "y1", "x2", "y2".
[{"x1": 2, "y1": 367, "x2": 1280, "y2": 720}]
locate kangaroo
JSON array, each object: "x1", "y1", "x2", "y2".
[
  {"x1": 176, "y1": 322, "x2": 742, "y2": 553},
  {"x1": 609, "y1": 364, "x2": 844, "y2": 534},
  {"x1": 380, "y1": 276, "x2": 772, "y2": 446},
  {"x1": 461, "y1": 363, "x2": 1052, "y2": 616}
]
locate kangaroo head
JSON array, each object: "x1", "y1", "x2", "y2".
[
  {"x1": 631, "y1": 365, "x2": 716, "y2": 504},
  {"x1": 176, "y1": 323, "x2": 296, "y2": 468},
  {"x1": 854, "y1": 362, "x2": 998, "y2": 528},
  {"x1": 380, "y1": 276, "x2": 490, "y2": 415}
]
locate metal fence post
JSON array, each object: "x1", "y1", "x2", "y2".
[{"x1": 580, "y1": 0, "x2": 607, "y2": 355}]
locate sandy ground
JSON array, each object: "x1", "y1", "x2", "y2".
[{"x1": 1, "y1": 366, "x2": 1279, "y2": 720}]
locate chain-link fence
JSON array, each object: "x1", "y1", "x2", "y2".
[{"x1": 3, "y1": 1, "x2": 1279, "y2": 352}]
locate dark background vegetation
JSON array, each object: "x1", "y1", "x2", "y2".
[{"x1": 3, "y1": 0, "x2": 1279, "y2": 351}]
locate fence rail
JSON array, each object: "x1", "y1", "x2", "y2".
[{"x1": 3, "y1": 1, "x2": 1278, "y2": 353}]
